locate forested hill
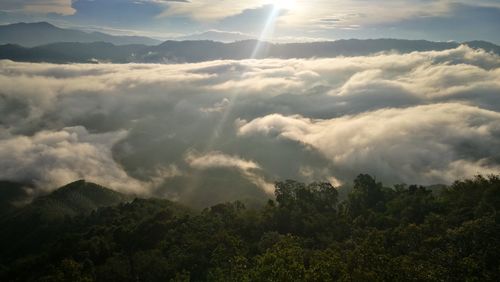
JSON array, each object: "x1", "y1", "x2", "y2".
[
  {"x1": 0, "y1": 174, "x2": 499, "y2": 281},
  {"x1": 24, "y1": 180, "x2": 132, "y2": 218},
  {"x1": 0, "y1": 180, "x2": 131, "y2": 220}
]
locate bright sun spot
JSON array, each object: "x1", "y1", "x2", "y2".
[{"x1": 270, "y1": 0, "x2": 298, "y2": 10}]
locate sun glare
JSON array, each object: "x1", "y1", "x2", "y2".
[{"x1": 270, "y1": 0, "x2": 298, "y2": 10}]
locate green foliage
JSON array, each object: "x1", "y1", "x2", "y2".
[
  {"x1": 251, "y1": 235, "x2": 305, "y2": 282},
  {"x1": 0, "y1": 181, "x2": 32, "y2": 217},
  {"x1": 0, "y1": 174, "x2": 499, "y2": 281}
]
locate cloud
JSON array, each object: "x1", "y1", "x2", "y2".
[
  {"x1": 162, "y1": 1, "x2": 500, "y2": 29},
  {"x1": 369, "y1": 3, "x2": 500, "y2": 43},
  {"x1": 0, "y1": 0, "x2": 75, "y2": 15},
  {"x1": 0, "y1": 45, "x2": 499, "y2": 204},
  {"x1": 186, "y1": 151, "x2": 261, "y2": 171},
  {"x1": 155, "y1": 1, "x2": 499, "y2": 43},
  {"x1": 160, "y1": 1, "x2": 270, "y2": 21},
  {"x1": 2, "y1": 1, "x2": 499, "y2": 44},
  {"x1": 186, "y1": 151, "x2": 274, "y2": 194},
  {"x1": 201, "y1": 98, "x2": 230, "y2": 113},
  {"x1": 0, "y1": 126, "x2": 152, "y2": 195},
  {"x1": 237, "y1": 104, "x2": 500, "y2": 185}
]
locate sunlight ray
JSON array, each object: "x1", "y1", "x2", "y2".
[
  {"x1": 191, "y1": 4, "x2": 287, "y2": 192},
  {"x1": 202, "y1": 4, "x2": 284, "y2": 152}
]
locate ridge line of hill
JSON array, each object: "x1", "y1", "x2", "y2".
[{"x1": 0, "y1": 38, "x2": 498, "y2": 64}]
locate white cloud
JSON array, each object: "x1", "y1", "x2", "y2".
[
  {"x1": 160, "y1": 0, "x2": 269, "y2": 21},
  {"x1": 0, "y1": 45, "x2": 499, "y2": 200},
  {"x1": 0, "y1": 0, "x2": 75, "y2": 15},
  {"x1": 186, "y1": 151, "x2": 274, "y2": 194},
  {"x1": 0, "y1": 127, "x2": 147, "y2": 194},
  {"x1": 161, "y1": 0, "x2": 498, "y2": 30},
  {"x1": 201, "y1": 98, "x2": 230, "y2": 113},
  {"x1": 238, "y1": 104, "x2": 500, "y2": 184}
]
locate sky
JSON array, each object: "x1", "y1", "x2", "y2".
[{"x1": 0, "y1": 0, "x2": 500, "y2": 43}]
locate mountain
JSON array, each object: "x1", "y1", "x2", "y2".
[
  {"x1": 175, "y1": 30, "x2": 255, "y2": 42},
  {"x1": 0, "y1": 42, "x2": 149, "y2": 63},
  {"x1": 0, "y1": 180, "x2": 131, "y2": 223},
  {"x1": 465, "y1": 40, "x2": 500, "y2": 55},
  {"x1": 0, "y1": 180, "x2": 133, "y2": 263},
  {"x1": 0, "y1": 22, "x2": 161, "y2": 47},
  {"x1": 24, "y1": 179, "x2": 131, "y2": 219},
  {"x1": 0, "y1": 179, "x2": 184, "y2": 263},
  {"x1": 1, "y1": 38, "x2": 499, "y2": 64},
  {"x1": 0, "y1": 21, "x2": 498, "y2": 61}
]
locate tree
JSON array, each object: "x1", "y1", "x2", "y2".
[
  {"x1": 346, "y1": 174, "x2": 386, "y2": 218},
  {"x1": 251, "y1": 235, "x2": 306, "y2": 282}
]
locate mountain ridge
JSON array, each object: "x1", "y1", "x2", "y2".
[
  {"x1": 0, "y1": 179, "x2": 132, "y2": 222},
  {"x1": 1, "y1": 38, "x2": 499, "y2": 64},
  {"x1": 0, "y1": 22, "x2": 161, "y2": 47},
  {"x1": 25, "y1": 179, "x2": 132, "y2": 219}
]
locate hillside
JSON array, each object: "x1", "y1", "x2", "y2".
[
  {"x1": 0, "y1": 179, "x2": 132, "y2": 230},
  {"x1": 16, "y1": 180, "x2": 131, "y2": 220},
  {"x1": 0, "y1": 181, "x2": 32, "y2": 216},
  {"x1": 0, "y1": 175, "x2": 498, "y2": 281},
  {"x1": 0, "y1": 180, "x2": 133, "y2": 262}
]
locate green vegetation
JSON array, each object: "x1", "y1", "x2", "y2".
[
  {"x1": 0, "y1": 181, "x2": 32, "y2": 216},
  {"x1": 0, "y1": 175, "x2": 499, "y2": 281}
]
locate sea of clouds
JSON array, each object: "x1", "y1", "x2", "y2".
[{"x1": 1, "y1": 45, "x2": 499, "y2": 205}]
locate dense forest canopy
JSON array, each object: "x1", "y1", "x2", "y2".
[{"x1": 0, "y1": 174, "x2": 498, "y2": 281}]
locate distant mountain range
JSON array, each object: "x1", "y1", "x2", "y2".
[
  {"x1": 0, "y1": 22, "x2": 499, "y2": 64},
  {"x1": 1, "y1": 38, "x2": 499, "y2": 64},
  {"x1": 175, "y1": 30, "x2": 255, "y2": 42},
  {"x1": 0, "y1": 22, "x2": 161, "y2": 47}
]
